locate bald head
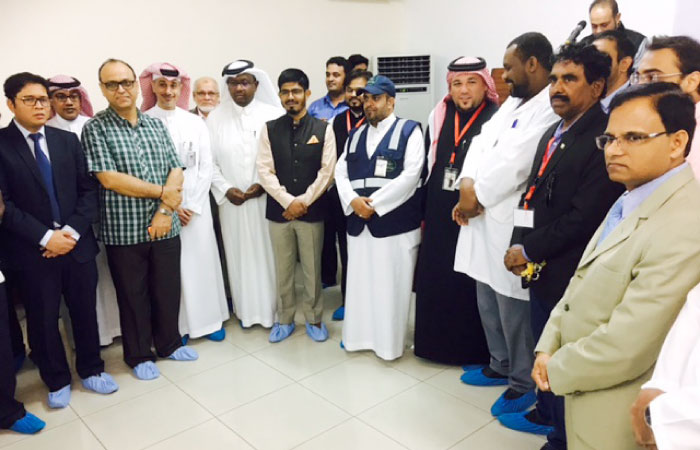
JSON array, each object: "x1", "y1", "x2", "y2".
[{"x1": 192, "y1": 76, "x2": 220, "y2": 115}]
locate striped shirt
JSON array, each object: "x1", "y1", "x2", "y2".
[{"x1": 82, "y1": 107, "x2": 183, "y2": 245}]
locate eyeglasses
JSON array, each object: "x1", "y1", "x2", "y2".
[
  {"x1": 101, "y1": 79, "x2": 136, "y2": 91},
  {"x1": 345, "y1": 87, "x2": 363, "y2": 95},
  {"x1": 630, "y1": 72, "x2": 684, "y2": 84},
  {"x1": 194, "y1": 90, "x2": 219, "y2": 97},
  {"x1": 595, "y1": 131, "x2": 670, "y2": 150},
  {"x1": 18, "y1": 96, "x2": 50, "y2": 107},
  {"x1": 52, "y1": 92, "x2": 81, "y2": 103},
  {"x1": 226, "y1": 80, "x2": 254, "y2": 88}
]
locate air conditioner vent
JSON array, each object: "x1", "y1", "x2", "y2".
[{"x1": 376, "y1": 55, "x2": 431, "y2": 85}]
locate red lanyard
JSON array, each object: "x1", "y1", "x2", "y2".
[
  {"x1": 523, "y1": 137, "x2": 557, "y2": 210},
  {"x1": 451, "y1": 101, "x2": 486, "y2": 165},
  {"x1": 346, "y1": 110, "x2": 366, "y2": 133}
]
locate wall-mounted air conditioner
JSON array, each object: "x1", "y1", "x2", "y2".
[{"x1": 373, "y1": 54, "x2": 434, "y2": 126}]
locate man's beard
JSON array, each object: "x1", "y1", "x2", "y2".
[{"x1": 198, "y1": 105, "x2": 216, "y2": 113}]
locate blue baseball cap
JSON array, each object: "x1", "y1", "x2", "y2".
[{"x1": 358, "y1": 75, "x2": 396, "y2": 97}]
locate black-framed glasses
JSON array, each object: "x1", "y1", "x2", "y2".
[
  {"x1": 595, "y1": 131, "x2": 670, "y2": 150},
  {"x1": 630, "y1": 72, "x2": 684, "y2": 85},
  {"x1": 194, "y1": 90, "x2": 219, "y2": 97},
  {"x1": 52, "y1": 92, "x2": 81, "y2": 103},
  {"x1": 226, "y1": 79, "x2": 254, "y2": 88},
  {"x1": 18, "y1": 96, "x2": 50, "y2": 107},
  {"x1": 101, "y1": 79, "x2": 136, "y2": 91}
]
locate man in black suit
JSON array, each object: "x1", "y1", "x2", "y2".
[
  {"x1": 0, "y1": 190, "x2": 45, "y2": 434},
  {"x1": 499, "y1": 45, "x2": 625, "y2": 450},
  {"x1": 0, "y1": 72, "x2": 117, "y2": 409}
]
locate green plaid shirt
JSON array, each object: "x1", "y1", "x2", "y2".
[{"x1": 82, "y1": 107, "x2": 183, "y2": 246}]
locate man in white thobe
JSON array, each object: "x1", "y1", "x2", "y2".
[
  {"x1": 630, "y1": 282, "x2": 700, "y2": 450},
  {"x1": 208, "y1": 60, "x2": 283, "y2": 328},
  {"x1": 336, "y1": 75, "x2": 424, "y2": 361},
  {"x1": 453, "y1": 32, "x2": 559, "y2": 416},
  {"x1": 47, "y1": 74, "x2": 121, "y2": 346},
  {"x1": 140, "y1": 62, "x2": 229, "y2": 341}
]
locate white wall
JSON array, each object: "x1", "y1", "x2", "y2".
[{"x1": 0, "y1": 0, "x2": 683, "y2": 126}]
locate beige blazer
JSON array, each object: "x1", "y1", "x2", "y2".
[{"x1": 536, "y1": 165, "x2": 700, "y2": 450}]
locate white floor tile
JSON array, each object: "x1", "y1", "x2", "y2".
[
  {"x1": 145, "y1": 419, "x2": 254, "y2": 450},
  {"x1": 300, "y1": 356, "x2": 418, "y2": 414},
  {"x1": 450, "y1": 421, "x2": 546, "y2": 450},
  {"x1": 426, "y1": 367, "x2": 506, "y2": 412},
  {"x1": 176, "y1": 355, "x2": 293, "y2": 415},
  {"x1": 219, "y1": 384, "x2": 349, "y2": 450},
  {"x1": 360, "y1": 383, "x2": 493, "y2": 450},
  {"x1": 82, "y1": 385, "x2": 212, "y2": 450},
  {"x1": 253, "y1": 333, "x2": 356, "y2": 381},
  {"x1": 293, "y1": 418, "x2": 408, "y2": 450},
  {"x1": 157, "y1": 337, "x2": 246, "y2": 382},
  {"x1": 1, "y1": 420, "x2": 104, "y2": 450},
  {"x1": 383, "y1": 348, "x2": 449, "y2": 381}
]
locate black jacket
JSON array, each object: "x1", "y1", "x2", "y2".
[
  {"x1": 0, "y1": 122, "x2": 99, "y2": 268},
  {"x1": 581, "y1": 22, "x2": 646, "y2": 52},
  {"x1": 510, "y1": 104, "x2": 624, "y2": 306}
]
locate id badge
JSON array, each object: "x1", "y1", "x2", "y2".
[
  {"x1": 442, "y1": 167, "x2": 459, "y2": 191},
  {"x1": 513, "y1": 207, "x2": 535, "y2": 228},
  {"x1": 185, "y1": 151, "x2": 196, "y2": 168},
  {"x1": 374, "y1": 157, "x2": 388, "y2": 177}
]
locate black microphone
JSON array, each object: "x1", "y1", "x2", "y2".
[{"x1": 565, "y1": 20, "x2": 587, "y2": 45}]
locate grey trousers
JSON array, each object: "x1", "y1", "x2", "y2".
[
  {"x1": 268, "y1": 220, "x2": 324, "y2": 324},
  {"x1": 475, "y1": 281, "x2": 535, "y2": 393}
]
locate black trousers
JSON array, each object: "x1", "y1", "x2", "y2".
[
  {"x1": 0, "y1": 282, "x2": 25, "y2": 429},
  {"x1": 4, "y1": 271, "x2": 27, "y2": 359},
  {"x1": 16, "y1": 253, "x2": 103, "y2": 392},
  {"x1": 531, "y1": 291, "x2": 567, "y2": 450},
  {"x1": 320, "y1": 187, "x2": 348, "y2": 300},
  {"x1": 106, "y1": 237, "x2": 182, "y2": 367}
]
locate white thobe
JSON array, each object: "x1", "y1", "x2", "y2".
[
  {"x1": 147, "y1": 106, "x2": 229, "y2": 338},
  {"x1": 46, "y1": 114, "x2": 90, "y2": 138},
  {"x1": 335, "y1": 113, "x2": 424, "y2": 360},
  {"x1": 641, "y1": 282, "x2": 700, "y2": 450},
  {"x1": 207, "y1": 100, "x2": 283, "y2": 327},
  {"x1": 454, "y1": 86, "x2": 558, "y2": 300},
  {"x1": 51, "y1": 113, "x2": 121, "y2": 345}
]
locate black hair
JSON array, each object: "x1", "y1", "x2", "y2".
[
  {"x1": 345, "y1": 70, "x2": 373, "y2": 88},
  {"x1": 648, "y1": 35, "x2": 700, "y2": 76},
  {"x1": 552, "y1": 43, "x2": 611, "y2": 94},
  {"x1": 98, "y1": 58, "x2": 137, "y2": 82},
  {"x1": 594, "y1": 30, "x2": 636, "y2": 78},
  {"x1": 4, "y1": 72, "x2": 50, "y2": 101},
  {"x1": 348, "y1": 54, "x2": 369, "y2": 68},
  {"x1": 508, "y1": 32, "x2": 554, "y2": 71},
  {"x1": 589, "y1": 0, "x2": 619, "y2": 15},
  {"x1": 326, "y1": 56, "x2": 350, "y2": 76},
  {"x1": 278, "y1": 68, "x2": 309, "y2": 90},
  {"x1": 609, "y1": 82, "x2": 696, "y2": 156}
]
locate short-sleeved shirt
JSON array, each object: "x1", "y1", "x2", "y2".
[{"x1": 82, "y1": 107, "x2": 183, "y2": 246}]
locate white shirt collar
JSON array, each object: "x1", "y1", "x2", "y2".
[{"x1": 13, "y1": 119, "x2": 45, "y2": 139}]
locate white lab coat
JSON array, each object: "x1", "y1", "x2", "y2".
[{"x1": 454, "y1": 87, "x2": 558, "y2": 300}]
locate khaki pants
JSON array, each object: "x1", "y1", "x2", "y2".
[{"x1": 268, "y1": 220, "x2": 324, "y2": 324}]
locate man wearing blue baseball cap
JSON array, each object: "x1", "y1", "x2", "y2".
[{"x1": 335, "y1": 75, "x2": 425, "y2": 360}]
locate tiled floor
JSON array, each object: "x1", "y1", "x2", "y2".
[{"x1": 0, "y1": 286, "x2": 545, "y2": 450}]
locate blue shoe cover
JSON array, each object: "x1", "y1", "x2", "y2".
[
  {"x1": 48, "y1": 384, "x2": 71, "y2": 408},
  {"x1": 497, "y1": 410, "x2": 554, "y2": 435},
  {"x1": 305, "y1": 322, "x2": 329, "y2": 342},
  {"x1": 269, "y1": 322, "x2": 295, "y2": 343},
  {"x1": 207, "y1": 328, "x2": 226, "y2": 341},
  {"x1": 462, "y1": 364, "x2": 485, "y2": 372},
  {"x1": 340, "y1": 340, "x2": 345, "y2": 349},
  {"x1": 181, "y1": 334, "x2": 189, "y2": 346},
  {"x1": 491, "y1": 389, "x2": 537, "y2": 416},
  {"x1": 9, "y1": 413, "x2": 45, "y2": 434},
  {"x1": 134, "y1": 361, "x2": 160, "y2": 380},
  {"x1": 82, "y1": 372, "x2": 119, "y2": 394},
  {"x1": 14, "y1": 354, "x2": 25, "y2": 373},
  {"x1": 168, "y1": 346, "x2": 199, "y2": 361},
  {"x1": 461, "y1": 368, "x2": 509, "y2": 386},
  {"x1": 332, "y1": 306, "x2": 345, "y2": 321}
]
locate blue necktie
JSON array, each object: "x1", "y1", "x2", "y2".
[
  {"x1": 29, "y1": 133, "x2": 61, "y2": 226},
  {"x1": 597, "y1": 196, "x2": 624, "y2": 246}
]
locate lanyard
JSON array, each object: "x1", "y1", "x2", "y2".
[
  {"x1": 346, "y1": 110, "x2": 366, "y2": 133},
  {"x1": 523, "y1": 137, "x2": 557, "y2": 210},
  {"x1": 451, "y1": 101, "x2": 486, "y2": 165}
]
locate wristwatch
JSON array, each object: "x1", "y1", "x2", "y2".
[
  {"x1": 158, "y1": 208, "x2": 173, "y2": 217},
  {"x1": 644, "y1": 406, "x2": 652, "y2": 427}
]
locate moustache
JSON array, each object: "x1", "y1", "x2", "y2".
[{"x1": 551, "y1": 94, "x2": 569, "y2": 103}]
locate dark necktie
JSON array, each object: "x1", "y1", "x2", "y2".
[{"x1": 28, "y1": 133, "x2": 61, "y2": 225}]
